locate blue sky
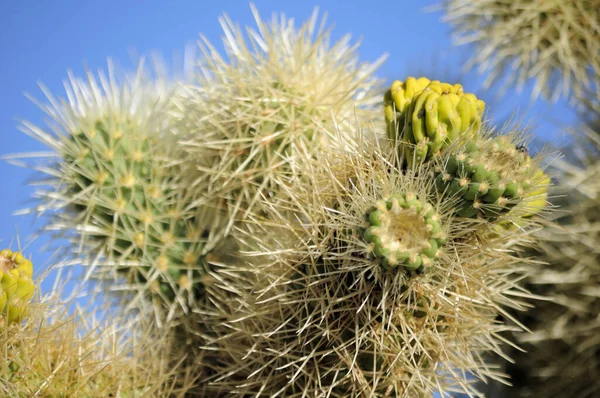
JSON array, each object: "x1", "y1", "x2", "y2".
[{"x1": 0, "y1": 1, "x2": 577, "y2": 290}]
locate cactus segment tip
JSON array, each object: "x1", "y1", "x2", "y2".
[
  {"x1": 385, "y1": 77, "x2": 486, "y2": 167},
  {"x1": 0, "y1": 249, "x2": 35, "y2": 326},
  {"x1": 435, "y1": 135, "x2": 549, "y2": 220},
  {"x1": 362, "y1": 193, "x2": 445, "y2": 272}
]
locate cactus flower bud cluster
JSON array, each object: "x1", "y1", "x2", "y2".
[
  {"x1": 0, "y1": 249, "x2": 34, "y2": 325},
  {"x1": 385, "y1": 77, "x2": 485, "y2": 166},
  {"x1": 434, "y1": 135, "x2": 547, "y2": 219}
]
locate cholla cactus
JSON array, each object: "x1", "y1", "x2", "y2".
[
  {"x1": 500, "y1": 124, "x2": 600, "y2": 398},
  {"x1": 385, "y1": 78, "x2": 485, "y2": 166},
  {"x1": 439, "y1": 0, "x2": 600, "y2": 102},
  {"x1": 177, "y1": 5, "x2": 386, "y2": 232},
  {"x1": 11, "y1": 61, "x2": 226, "y2": 313},
  {"x1": 363, "y1": 192, "x2": 447, "y2": 270},
  {"x1": 208, "y1": 125, "x2": 548, "y2": 397},
  {"x1": 434, "y1": 133, "x2": 549, "y2": 220},
  {"x1": 1, "y1": 288, "x2": 194, "y2": 397},
  {"x1": 5, "y1": 5, "x2": 562, "y2": 397},
  {"x1": 0, "y1": 249, "x2": 34, "y2": 325}
]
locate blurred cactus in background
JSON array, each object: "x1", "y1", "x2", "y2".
[
  {"x1": 0, "y1": 264, "x2": 192, "y2": 397},
  {"x1": 439, "y1": 0, "x2": 600, "y2": 397},
  {"x1": 2, "y1": 3, "x2": 565, "y2": 397},
  {"x1": 440, "y1": 0, "x2": 600, "y2": 103},
  {"x1": 502, "y1": 124, "x2": 600, "y2": 398}
]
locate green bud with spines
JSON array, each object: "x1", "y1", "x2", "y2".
[
  {"x1": 385, "y1": 78, "x2": 486, "y2": 167},
  {"x1": 434, "y1": 134, "x2": 547, "y2": 220},
  {"x1": 362, "y1": 193, "x2": 446, "y2": 271}
]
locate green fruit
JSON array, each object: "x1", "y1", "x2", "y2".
[
  {"x1": 434, "y1": 135, "x2": 546, "y2": 220},
  {"x1": 362, "y1": 193, "x2": 446, "y2": 271},
  {"x1": 385, "y1": 79, "x2": 486, "y2": 167},
  {"x1": 0, "y1": 249, "x2": 35, "y2": 325}
]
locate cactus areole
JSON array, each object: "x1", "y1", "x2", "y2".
[{"x1": 363, "y1": 193, "x2": 446, "y2": 271}]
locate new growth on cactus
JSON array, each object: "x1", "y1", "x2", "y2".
[
  {"x1": 385, "y1": 77, "x2": 485, "y2": 166},
  {"x1": 434, "y1": 133, "x2": 549, "y2": 220},
  {"x1": 364, "y1": 192, "x2": 446, "y2": 270},
  {"x1": 0, "y1": 249, "x2": 34, "y2": 326}
]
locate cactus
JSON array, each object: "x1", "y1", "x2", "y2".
[
  {"x1": 65, "y1": 113, "x2": 217, "y2": 306},
  {"x1": 0, "y1": 249, "x2": 34, "y2": 325},
  {"x1": 11, "y1": 62, "x2": 229, "y2": 312},
  {"x1": 177, "y1": 6, "x2": 386, "y2": 233},
  {"x1": 1, "y1": 288, "x2": 194, "y2": 397},
  {"x1": 363, "y1": 192, "x2": 446, "y2": 271},
  {"x1": 385, "y1": 78, "x2": 485, "y2": 166},
  {"x1": 207, "y1": 130, "x2": 545, "y2": 397},
  {"x1": 434, "y1": 133, "x2": 548, "y2": 220},
  {"x1": 440, "y1": 0, "x2": 600, "y2": 103},
  {"x1": 6, "y1": 6, "x2": 562, "y2": 398}
]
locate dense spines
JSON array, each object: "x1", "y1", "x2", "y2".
[
  {"x1": 205, "y1": 127, "x2": 543, "y2": 397},
  {"x1": 10, "y1": 61, "x2": 231, "y2": 314},
  {"x1": 363, "y1": 193, "x2": 446, "y2": 270},
  {"x1": 386, "y1": 78, "x2": 485, "y2": 166},
  {"x1": 440, "y1": 0, "x2": 600, "y2": 103},
  {"x1": 64, "y1": 112, "x2": 222, "y2": 308},
  {"x1": 0, "y1": 249, "x2": 34, "y2": 325},
  {"x1": 1, "y1": 281, "x2": 195, "y2": 397},
  {"x1": 178, "y1": 6, "x2": 386, "y2": 232},
  {"x1": 434, "y1": 134, "x2": 548, "y2": 220}
]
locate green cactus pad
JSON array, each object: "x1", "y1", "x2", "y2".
[
  {"x1": 434, "y1": 135, "x2": 545, "y2": 220},
  {"x1": 0, "y1": 249, "x2": 35, "y2": 325},
  {"x1": 362, "y1": 193, "x2": 446, "y2": 271},
  {"x1": 385, "y1": 79, "x2": 485, "y2": 167}
]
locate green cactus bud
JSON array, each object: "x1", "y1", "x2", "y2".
[
  {"x1": 434, "y1": 134, "x2": 548, "y2": 220},
  {"x1": 363, "y1": 193, "x2": 445, "y2": 271},
  {"x1": 0, "y1": 249, "x2": 35, "y2": 325}
]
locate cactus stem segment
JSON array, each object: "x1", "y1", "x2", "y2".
[{"x1": 363, "y1": 193, "x2": 445, "y2": 271}]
